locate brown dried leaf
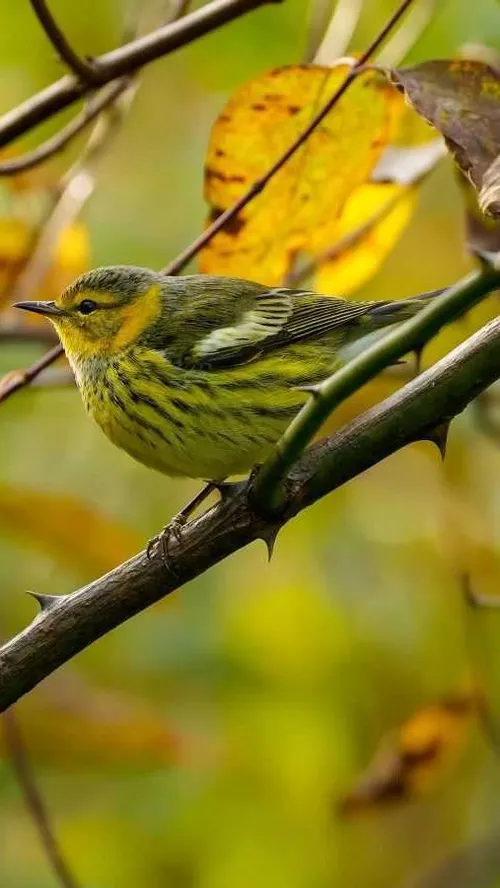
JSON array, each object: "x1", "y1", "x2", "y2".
[
  {"x1": 458, "y1": 170, "x2": 500, "y2": 255},
  {"x1": 391, "y1": 60, "x2": 500, "y2": 216}
]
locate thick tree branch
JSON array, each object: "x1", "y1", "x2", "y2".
[
  {"x1": 1, "y1": 314, "x2": 500, "y2": 712},
  {"x1": 0, "y1": 0, "x2": 281, "y2": 149}
]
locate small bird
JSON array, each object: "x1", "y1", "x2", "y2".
[{"x1": 15, "y1": 266, "x2": 439, "y2": 520}]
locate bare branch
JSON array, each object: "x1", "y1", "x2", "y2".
[
  {"x1": 0, "y1": 0, "x2": 282, "y2": 150},
  {"x1": 1, "y1": 311, "x2": 500, "y2": 711},
  {"x1": 0, "y1": 79, "x2": 129, "y2": 176},
  {"x1": 0, "y1": 344, "x2": 64, "y2": 404},
  {"x1": 30, "y1": 0, "x2": 99, "y2": 84},
  {"x1": 376, "y1": 0, "x2": 436, "y2": 66},
  {"x1": 2, "y1": 710, "x2": 80, "y2": 888}
]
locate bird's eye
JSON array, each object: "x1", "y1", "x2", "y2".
[{"x1": 78, "y1": 299, "x2": 97, "y2": 315}]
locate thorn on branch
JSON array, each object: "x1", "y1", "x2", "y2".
[
  {"x1": 261, "y1": 526, "x2": 280, "y2": 561},
  {"x1": 424, "y1": 419, "x2": 450, "y2": 460},
  {"x1": 413, "y1": 344, "x2": 424, "y2": 376},
  {"x1": 296, "y1": 384, "x2": 323, "y2": 398},
  {"x1": 27, "y1": 591, "x2": 63, "y2": 613}
]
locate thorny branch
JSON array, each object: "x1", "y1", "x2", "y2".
[{"x1": 1, "y1": 309, "x2": 500, "y2": 711}]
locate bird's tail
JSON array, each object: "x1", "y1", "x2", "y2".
[{"x1": 366, "y1": 287, "x2": 445, "y2": 328}]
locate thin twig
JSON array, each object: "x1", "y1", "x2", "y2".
[
  {"x1": 1, "y1": 308, "x2": 500, "y2": 710},
  {"x1": 2, "y1": 710, "x2": 80, "y2": 888},
  {"x1": 161, "y1": 0, "x2": 418, "y2": 274},
  {"x1": 251, "y1": 264, "x2": 500, "y2": 511},
  {"x1": 377, "y1": 0, "x2": 436, "y2": 66},
  {"x1": 0, "y1": 79, "x2": 129, "y2": 176},
  {"x1": 0, "y1": 344, "x2": 65, "y2": 404},
  {"x1": 0, "y1": 0, "x2": 281, "y2": 149},
  {"x1": 30, "y1": 0, "x2": 99, "y2": 83}
]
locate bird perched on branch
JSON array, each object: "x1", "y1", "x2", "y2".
[{"x1": 15, "y1": 266, "x2": 440, "y2": 538}]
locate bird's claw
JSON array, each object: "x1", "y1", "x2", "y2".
[{"x1": 146, "y1": 515, "x2": 186, "y2": 563}]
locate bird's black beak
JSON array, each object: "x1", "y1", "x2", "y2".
[{"x1": 13, "y1": 300, "x2": 63, "y2": 318}]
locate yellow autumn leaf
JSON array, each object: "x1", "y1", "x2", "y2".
[
  {"x1": 340, "y1": 692, "x2": 478, "y2": 815},
  {"x1": 0, "y1": 482, "x2": 139, "y2": 575},
  {"x1": 200, "y1": 64, "x2": 401, "y2": 284},
  {"x1": 314, "y1": 182, "x2": 416, "y2": 295},
  {"x1": 310, "y1": 106, "x2": 444, "y2": 295},
  {"x1": 0, "y1": 218, "x2": 31, "y2": 294}
]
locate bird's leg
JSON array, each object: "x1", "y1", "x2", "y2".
[{"x1": 147, "y1": 480, "x2": 235, "y2": 561}]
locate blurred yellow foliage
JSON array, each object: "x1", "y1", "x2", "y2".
[
  {"x1": 200, "y1": 64, "x2": 402, "y2": 284},
  {"x1": 0, "y1": 217, "x2": 89, "y2": 311},
  {"x1": 314, "y1": 182, "x2": 416, "y2": 295},
  {"x1": 0, "y1": 482, "x2": 139, "y2": 575},
  {"x1": 3, "y1": 674, "x2": 182, "y2": 768},
  {"x1": 341, "y1": 692, "x2": 478, "y2": 814}
]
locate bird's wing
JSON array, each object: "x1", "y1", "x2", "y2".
[{"x1": 184, "y1": 286, "x2": 376, "y2": 369}]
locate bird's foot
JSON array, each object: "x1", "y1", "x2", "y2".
[
  {"x1": 146, "y1": 479, "x2": 240, "y2": 566},
  {"x1": 146, "y1": 514, "x2": 186, "y2": 564}
]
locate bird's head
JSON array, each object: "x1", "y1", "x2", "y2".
[{"x1": 14, "y1": 265, "x2": 162, "y2": 360}]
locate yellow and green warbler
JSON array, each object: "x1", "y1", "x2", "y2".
[{"x1": 15, "y1": 266, "x2": 440, "y2": 482}]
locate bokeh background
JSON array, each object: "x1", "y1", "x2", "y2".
[{"x1": 2, "y1": 1, "x2": 500, "y2": 886}]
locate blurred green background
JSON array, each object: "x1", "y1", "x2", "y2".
[{"x1": 2, "y1": 1, "x2": 500, "y2": 886}]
